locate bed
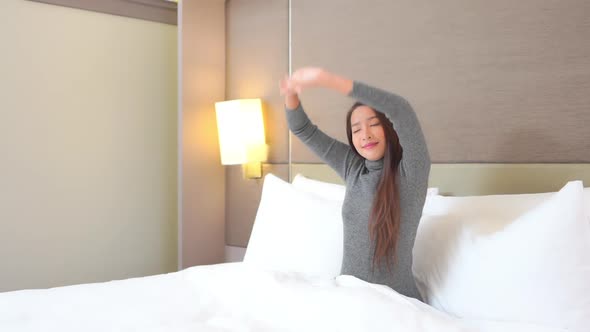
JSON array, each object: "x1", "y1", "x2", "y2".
[{"x1": 1, "y1": 163, "x2": 589, "y2": 332}]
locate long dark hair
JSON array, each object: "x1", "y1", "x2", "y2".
[{"x1": 346, "y1": 102, "x2": 403, "y2": 271}]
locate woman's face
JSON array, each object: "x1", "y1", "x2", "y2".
[{"x1": 350, "y1": 106, "x2": 387, "y2": 161}]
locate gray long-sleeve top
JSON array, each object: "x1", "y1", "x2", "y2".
[{"x1": 286, "y1": 81, "x2": 431, "y2": 300}]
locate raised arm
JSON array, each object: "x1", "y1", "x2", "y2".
[
  {"x1": 280, "y1": 76, "x2": 361, "y2": 180},
  {"x1": 285, "y1": 68, "x2": 430, "y2": 175},
  {"x1": 347, "y1": 81, "x2": 430, "y2": 172},
  {"x1": 285, "y1": 103, "x2": 360, "y2": 180}
]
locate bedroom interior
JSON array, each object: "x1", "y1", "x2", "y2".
[
  {"x1": 222, "y1": 0, "x2": 590, "y2": 258},
  {"x1": 1, "y1": 0, "x2": 589, "y2": 330}
]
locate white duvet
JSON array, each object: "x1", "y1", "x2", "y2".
[{"x1": 0, "y1": 263, "x2": 567, "y2": 332}]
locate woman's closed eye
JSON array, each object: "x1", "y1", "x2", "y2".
[
  {"x1": 370, "y1": 122, "x2": 381, "y2": 127},
  {"x1": 353, "y1": 129, "x2": 361, "y2": 134}
]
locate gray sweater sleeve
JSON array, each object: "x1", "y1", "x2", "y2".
[
  {"x1": 286, "y1": 103, "x2": 362, "y2": 180},
  {"x1": 286, "y1": 80, "x2": 430, "y2": 180},
  {"x1": 348, "y1": 81, "x2": 431, "y2": 177}
]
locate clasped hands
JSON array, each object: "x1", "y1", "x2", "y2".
[{"x1": 279, "y1": 67, "x2": 327, "y2": 96}]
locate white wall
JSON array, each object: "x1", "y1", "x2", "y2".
[{"x1": 0, "y1": 0, "x2": 178, "y2": 291}]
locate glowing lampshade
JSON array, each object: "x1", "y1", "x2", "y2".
[{"x1": 215, "y1": 99, "x2": 267, "y2": 167}]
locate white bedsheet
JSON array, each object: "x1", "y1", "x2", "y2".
[{"x1": 0, "y1": 263, "x2": 567, "y2": 332}]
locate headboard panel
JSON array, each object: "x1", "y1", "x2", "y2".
[{"x1": 291, "y1": 163, "x2": 590, "y2": 196}]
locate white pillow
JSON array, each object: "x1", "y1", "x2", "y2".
[
  {"x1": 292, "y1": 174, "x2": 346, "y2": 201},
  {"x1": 244, "y1": 174, "x2": 343, "y2": 279},
  {"x1": 422, "y1": 185, "x2": 590, "y2": 236},
  {"x1": 426, "y1": 187, "x2": 439, "y2": 196},
  {"x1": 413, "y1": 181, "x2": 590, "y2": 332}
]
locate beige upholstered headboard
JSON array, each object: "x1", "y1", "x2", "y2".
[{"x1": 291, "y1": 163, "x2": 590, "y2": 196}]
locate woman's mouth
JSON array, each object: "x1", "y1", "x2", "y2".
[{"x1": 363, "y1": 142, "x2": 378, "y2": 149}]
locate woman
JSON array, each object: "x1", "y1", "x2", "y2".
[{"x1": 280, "y1": 67, "x2": 430, "y2": 300}]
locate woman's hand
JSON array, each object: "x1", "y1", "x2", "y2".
[
  {"x1": 287, "y1": 67, "x2": 326, "y2": 94},
  {"x1": 283, "y1": 67, "x2": 353, "y2": 95},
  {"x1": 279, "y1": 75, "x2": 301, "y2": 109},
  {"x1": 279, "y1": 67, "x2": 325, "y2": 96},
  {"x1": 279, "y1": 75, "x2": 298, "y2": 96},
  {"x1": 279, "y1": 67, "x2": 353, "y2": 109}
]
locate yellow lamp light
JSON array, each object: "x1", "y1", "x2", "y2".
[{"x1": 215, "y1": 98, "x2": 267, "y2": 179}]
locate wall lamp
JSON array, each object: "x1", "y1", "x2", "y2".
[{"x1": 215, "y1": 98, "x2": 267, "y2": 179}]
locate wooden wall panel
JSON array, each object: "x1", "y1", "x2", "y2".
[
  {"x1": 292, "y1": 0, "x2": 590, "y2": 163},
  {"x1": 226, "y1": 0, "x2": 289, "y2": 163},
  {"x1": 225, "y1": 0, "x2": 289, "y2": 247},
  {"x1": 181, "y1": 0, "x2": 226, "y2": 267}
]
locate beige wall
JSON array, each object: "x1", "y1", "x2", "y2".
[
  {"x1": 225, "y1": 0, "x2": 289, "y2": 247},
  {"x1": 225, "y1": 0, "x2": 590, "y2": 248},
  {"x1": 292, "y1": 0, "x2": 590, "y2": 163},
  {"x1": 226, "y1": 0, "x2": 290, "y2": 163},
  {"x1": 179, "y1": 0, "x2": 226, "y2": 268},
  {"x1": 0, "y1": 0, "x2": 177, "y2": 291}
]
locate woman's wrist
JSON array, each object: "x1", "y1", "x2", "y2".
[
  {"x1": 319, "y1": 70, "x2": 353, "y2": 95},
  {"x1": 285, "y1": 93, "x2": 300, "y2": 110}
]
